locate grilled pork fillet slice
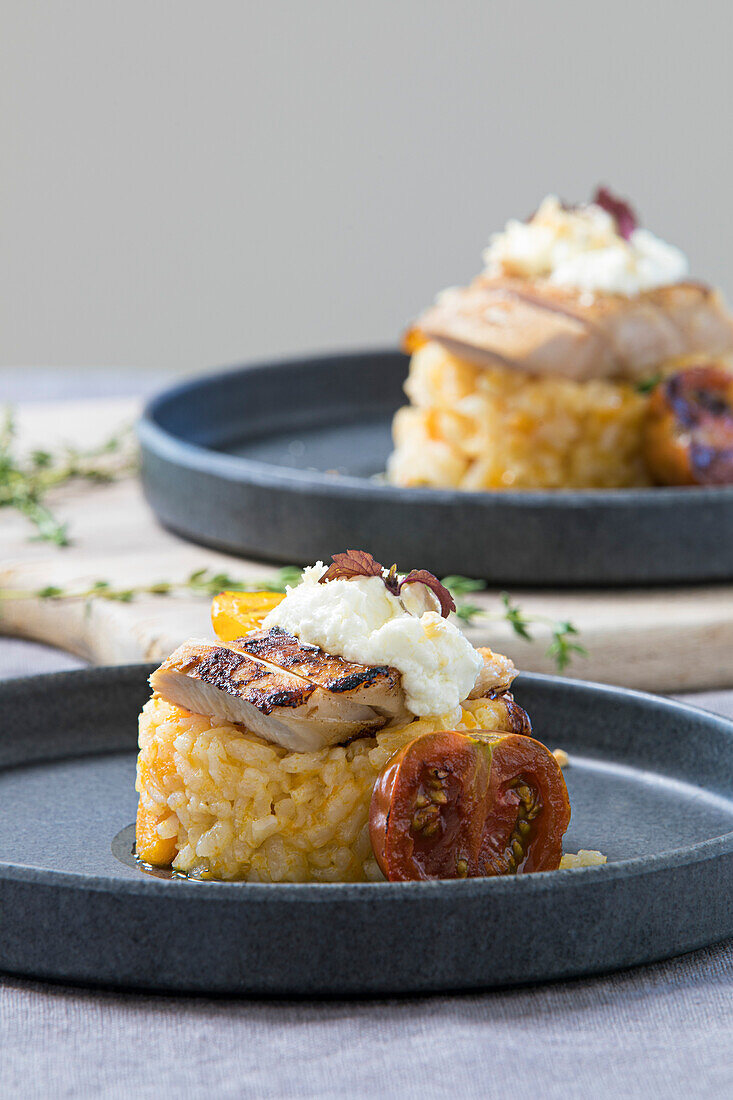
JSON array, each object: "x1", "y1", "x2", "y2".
[
  {"x1": 149, "y1": 640, "x2": 389, "y2": 752},
  {"x1": 234, "y1": 627, "x2": 410, "y2": 722},
  {"x1": 414, "y1": 277, "x2": 733, "y2": 382}
]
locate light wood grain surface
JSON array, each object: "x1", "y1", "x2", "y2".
[{"x1": 2, "y1": 397, "x2": 733, "y2": 692}]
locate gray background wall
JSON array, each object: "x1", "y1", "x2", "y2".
[{"x1": 3, "y1": 0, "x2": 731, "y2": 372}]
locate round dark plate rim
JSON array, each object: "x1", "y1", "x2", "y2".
[
  {"x1": 139, "y1": 349, "x2": 733, "y2": 508},
  {"x1": 2, "y1": 665, "x2": 732, "y2": 900}
]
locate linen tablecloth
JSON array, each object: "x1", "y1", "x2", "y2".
[{"x1": 1, "y1": 370, "x2": 731, "y2": 1099}]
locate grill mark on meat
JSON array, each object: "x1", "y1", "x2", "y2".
[
  {"x1": 233, "y1": 630, "x2": 399, "y2": 695},
  {"x1": 245, "y1": 685, "x2": 315, "y2": 714},
  {"x1": 323, "y1": 666, "x2": 393, "y2": 693},
  {"x1": 243, "y1": 625, "x2": 316, "y2": 651},
  {"x1": 150, "y1": 640, "x2": 395, "y2": 749},
  {"x1": 192, "y1": 645, "x2": 316, "y2": 714},
  {"x1": 195, "y1": 647, "x2": 253, "y2": 692},
  {"x1": 235, "y1": 629, "x2": 321, "y2": 669}
]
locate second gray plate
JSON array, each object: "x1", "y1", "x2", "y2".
[
  {"x1": 137, "y1": 350, "x2": 733, "y2": 585},
  {"x1": 0, "y1": 665, "x2": 731, "y2": 996}
]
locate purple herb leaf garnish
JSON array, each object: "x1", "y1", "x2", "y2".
[
  {"x1": 319, "y1": 550, "x2": 384, "y2": 584},
  {"x1": 592, "y1": 187, "x2": 638, "y2": 241},
  {"x1": 318, "y1": 552, "x2": 456, "y2": 618},
  {"x1": 399, "y1": 569, "x2": 456, "y2": 619}
]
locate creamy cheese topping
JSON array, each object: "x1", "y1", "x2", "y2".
[
  {"x1": 262, "y1": 564, "x2": 483, "y2": 717},
  {"x1": 482, "y1": 194, "x2": 689, "y2": 296}
]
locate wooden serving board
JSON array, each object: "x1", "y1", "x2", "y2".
[{"x1": 2, "y1": 397, "x2": 733, "y2": 692}]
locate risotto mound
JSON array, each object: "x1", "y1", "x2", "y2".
[
  {"x1": 388, "y1": 342, "x2": 651, "y2": 490},
  {"x1": 136, "y1": 692, "x2": 522, "y2": 882}
]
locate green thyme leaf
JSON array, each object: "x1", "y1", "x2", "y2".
[
  {"x1": 442, "y1": 575, "x2": 488, "y2": 597},
  {"x1": 500, "y1": 591, "x2": 533, "y2": 641},
  {"x1": 453, "y1": 601, "x2": 483, "y2": 623},
  {"x1": 635, "y1": 373, "x2": 663, "y2": 396},
  {"x1": 0, "y1": 407, "x2": 137, "y2": 546}
]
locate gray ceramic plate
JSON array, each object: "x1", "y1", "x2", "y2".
[
  {"x1": 138, "y1": 350, "x2": 733, "y2": 586},
  {"x1": 1, "y1": 664, "x2": 731, "y2": 996}
]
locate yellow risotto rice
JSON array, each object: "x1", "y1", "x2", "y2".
[
  {"x1": 136, "y1": 693, "x2": 518, "y2": 882},
  {"x1": 559, "y1": 850, "x2": 607, "y2": 869},
  {"x1": 388, "y1": 341, "x2": 651, "y2": 490}
]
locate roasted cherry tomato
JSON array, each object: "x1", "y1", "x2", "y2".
[
  {"x1": 369, "y1": 729, "x2": 570, "y2": 882},
  {"x1": 211, "y1": 590, "x2": 284, "y2": 641},
  {"x1": 643, "y1": 365, "x2": 733, "y2": 485}
]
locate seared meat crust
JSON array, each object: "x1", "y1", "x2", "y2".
[
  {"x1": 168, "y1": 643, "x2": 318, "y2": 714},
  {"x1": 416, "y1": 277, "x2": 733, "y2": 381},
  {"x1": 236, "y1": 628, "x2": 408, "y2": 719},
  {"x1": 149, "y1": 639, "x2": 386, "y2": 751}
]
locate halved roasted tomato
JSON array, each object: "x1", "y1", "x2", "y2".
[
  {"x1": 643, "y1": 365, "x2": 733, "y2": 485},
  {"x1": 369, "y1": 729, "x2": 570, "y2": 882},
  {"x1": 211, "y1": 590, "x2": 285, "y2": 641}
]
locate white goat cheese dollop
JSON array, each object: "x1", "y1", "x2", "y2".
[
  {"x1": 482, "y1": 194, "x2": 688, "y2": 296},
  {"x1": 262, "y1": 564, "x2": 482, "y2": 717}
]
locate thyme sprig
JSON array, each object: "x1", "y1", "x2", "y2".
[
  {"x1": 0, "y1": 567, "x2": 585, "y2": 672},
  {"x1": 0, "y1": 407, "x2": 137, "y2": 546},
  {"x1": 448, "y1": 580, "x2": 587, "y2": 673},
  {"x1": 0, "y1": 567, "x2": 303, "y2": 607}
]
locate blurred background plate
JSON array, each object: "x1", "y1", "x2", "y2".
[{"x1": 139, "y1": 350, "x2": 733, "y2": 586}]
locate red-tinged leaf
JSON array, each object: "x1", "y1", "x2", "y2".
[
  {"x1": 319, "y1": 549, "x2": 384, "y2": 584},
  {"x1": 592, "y1": 187, "x2": 638, "y2": 241},
  {"x1": 399, "y1": 569, "x2": 456, "y2": 619},
  {"x1": 319, "y1": 552, "x2": 456, "y2": 618}
]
